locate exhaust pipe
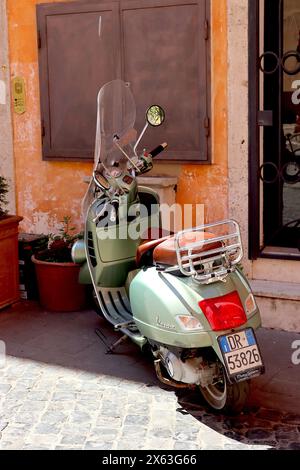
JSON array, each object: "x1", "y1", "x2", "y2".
[{"x1": 154, "y1": 359, "x2": 195, "y2": 390}]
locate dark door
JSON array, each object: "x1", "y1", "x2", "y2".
[{"x1": 249, "y1": 0, "x2": 300, "y2": 259}]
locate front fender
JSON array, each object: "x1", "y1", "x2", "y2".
[{"x1": 79, "y1": 262, "x2": 92, "y2": 285}]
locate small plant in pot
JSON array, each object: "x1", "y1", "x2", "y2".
[
  {"x1": 32, "y1": 216, "x2": 86, "y2": 312},
  {"x1": 0, "y1": 176, "x2": 23, "y2": 309}
]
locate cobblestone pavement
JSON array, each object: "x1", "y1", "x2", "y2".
[{"x1": 0, "y1": 302, "x2": 299, "y2": 450}]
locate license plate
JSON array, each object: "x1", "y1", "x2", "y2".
[{"x1": 218, "y1": 328, "x2": 264, "y2": 382}]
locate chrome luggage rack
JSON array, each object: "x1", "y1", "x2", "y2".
[{"x1": 164, "y1": 220, "x2": 243, "y2": 284}]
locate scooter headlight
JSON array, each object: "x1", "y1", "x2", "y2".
[
  {"x1": 176, "y1": 315, "x2": 203, "y2": 331},
  {"x1": 245, "y1": 293, "x2": 257, "y2": 316}
]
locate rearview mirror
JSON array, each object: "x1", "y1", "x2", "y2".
[{"x1": 146, "y1": 105, "x2": 165, "y2": 127}]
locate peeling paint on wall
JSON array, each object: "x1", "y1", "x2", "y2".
[
  {"x1": 0, "y1": 80, "x2": 6, "y2": 104},
  {"x1": 177, "y1": 0, "x2": 229, "y2": 226},
  {"x1": 7, "y1": 0, "x2": 229, "y2": 234},
  {"x1": 7, "y1": 0, "x2": 92, "y2": 234},
  {"x1": 0, "y1": 0, "x2": 16, "y2": 213}
]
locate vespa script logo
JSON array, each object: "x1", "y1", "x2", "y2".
[
  {"x1": 291, "y1": 340, "x2": 300, "y2": 366},
  {"x1": 156, "y1": 316, "x2": 176, "y2": 331}
]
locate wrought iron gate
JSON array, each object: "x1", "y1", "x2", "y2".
[{"x1": 249, "y1": 0, "x2": 300, "y2": 260}]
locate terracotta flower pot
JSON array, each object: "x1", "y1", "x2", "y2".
[
  {"x1": 32, "y1": 256, "x2": 86, "y2": 312},
  {"x1": 0, "y1": 215, "x2": 23, "y2": 309}
]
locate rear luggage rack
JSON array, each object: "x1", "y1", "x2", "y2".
[{"x1": 170, "y1": 220, "x2": 243, "y2": 284}]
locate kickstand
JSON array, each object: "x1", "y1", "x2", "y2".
[
  {"x1": 106, "y1": 334, "x2": 128, "y2": 354},
  {"x1": 95, "y1": 329, "x2": 128, "y2": 354}
]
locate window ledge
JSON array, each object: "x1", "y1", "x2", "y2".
[
  {"x1": 137, "y1": 176, "x2": 178, "y2": 188},
  {"x1": 250, "y1": 280, "x2": 300, "y2": 302},
  {"x1": 83, "y1": 175, "x2": 178, "y2": 188}
]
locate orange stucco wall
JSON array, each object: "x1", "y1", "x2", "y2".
[
  {"x1": 7, "y1": 0, "x2": 228, "y2": 234},
  {"x1": 176, "y1": 0, "x2": 228, "y2": 225}
]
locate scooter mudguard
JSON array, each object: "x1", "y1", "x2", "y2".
[
  {"x1": 129, "y1": 267, "x2": 261, "y2": 365},
  {"x1": 78, "y1": 262, "x2": 92, "y2": 285}
]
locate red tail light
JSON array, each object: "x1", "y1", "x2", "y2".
[{"x1": 199, "y1": 291, "x2": 247, "y2": 332}]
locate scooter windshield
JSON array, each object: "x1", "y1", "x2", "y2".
[
  {"x1": 82, "y1": 79, "x2": 136, "y2": 218},
  {"x1": 94, "y1": 79, "x2": 136, "y2": 169}
]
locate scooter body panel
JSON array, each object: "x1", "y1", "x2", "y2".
[
  {"x1": 129, "y1": 266, "x2": 261, "y2": 363},
  {"x1": 77, "y1": 188, "x2": 161, "y2": 288}
]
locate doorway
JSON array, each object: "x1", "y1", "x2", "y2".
[{"x1": 249, "y1": 0, "x2": 300, "y2": 260}]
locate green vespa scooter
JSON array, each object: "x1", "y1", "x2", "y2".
[{"x1": 73, "y1": 79, "x2": 264, "y2": 413}]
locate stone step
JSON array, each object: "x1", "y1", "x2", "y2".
[{"x1": 250, "y1": 280, "x2": 300, "y2": 332}]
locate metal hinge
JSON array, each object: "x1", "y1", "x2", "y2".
[
  {"x1": 204, "y1": 116, "x2": 210, "y2": 137},
  {"x1": 204, "y1": 20, "x2": 209, "y2": 40},
  {"x1": 37, "y1": 30, "x2": 41, "y2": 49}
]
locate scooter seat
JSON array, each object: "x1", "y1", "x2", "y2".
[
  {"x1": 136, "y1": 228, "x2": 173, "y2": 267},
  {"x1": 153, "y1": 231, "x2": 221, "y2": 268}
]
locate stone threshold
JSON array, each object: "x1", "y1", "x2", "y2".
[{"x1": 250, "y1": 280, "x2": 300, "y2": 302}]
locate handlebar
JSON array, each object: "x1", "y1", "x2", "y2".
[{"x1": 149, "y1": 142, "x2": 168, "y2": 158}]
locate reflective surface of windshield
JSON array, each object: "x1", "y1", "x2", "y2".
[
  {"x1": 94, "y1": 79, "x2": 136, "y2": 168},
  {"x1": 83, "y1": 79, "x2": 136, "y2": 217}
]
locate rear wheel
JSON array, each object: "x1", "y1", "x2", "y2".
[{"x1": 199, "y1": 366, "x2": 250, "y2": 414}]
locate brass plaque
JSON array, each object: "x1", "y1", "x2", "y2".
[{"x1": 12, "y1": 77, "x2": 26, "y2": 114}]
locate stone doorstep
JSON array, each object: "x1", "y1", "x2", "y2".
[
  {"x1": 250, "y1": 280, "x2": 300, "y2": 332},
  {"x1": 250, "y1": 280, "x2": 300, "y2": 302}
]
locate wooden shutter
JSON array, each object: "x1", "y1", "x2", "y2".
[
  {"x1": 37, "y1": 0, "x2": 210, "y2": 162},
  {"x1": 121, "y1": 0, "x2": 210, "y2": 162},
  {"x1": 37, "y1": 1, "x2": 121, "y2": 160}
]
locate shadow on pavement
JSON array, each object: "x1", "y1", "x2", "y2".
[
  {"x1": 1, "y1": 301, "x2": 299, "y2": 450},
  {"x1": 0, "y1": 301, "x2": 156, "y2": 385},
  {"x1": 176, "y1": 389, "x2": 300, "y2": 450},
  {"x1": 175, "y1": 327, "x2": 300, "y2": 450}
]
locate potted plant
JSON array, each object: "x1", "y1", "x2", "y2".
[
  {"x1": 32, "y1": 216, "x2": 86, "y2": 312},
  {"x1": 0, "y1": 175, "x2": 23, "y2": 309}
]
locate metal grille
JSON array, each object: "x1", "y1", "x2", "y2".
[{"x1": 87, "y1": 231, "x2": 97, "y2": 267}]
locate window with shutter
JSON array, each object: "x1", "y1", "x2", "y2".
[{"x1": 37, "y1": 0, "x2": 210, "y2": 163}]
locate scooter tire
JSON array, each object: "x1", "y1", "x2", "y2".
[
  {"x1": 199, "y1": 371, "x2": 250, "y2": 415},
  {"x1": 223, "y1": 380, "x2": 251, "y2": 415}
]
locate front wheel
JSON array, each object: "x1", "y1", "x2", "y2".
[{"x1": 199, "y1": 367, "x2": 250, "y2": 414}]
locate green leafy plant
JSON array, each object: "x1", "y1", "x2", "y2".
[
  {"x1": 0, "y1": 176, "x2": 9, "y2": 219},
  {"x1": 36, "y1": 216, "x2": 83, "y2": 263}
]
